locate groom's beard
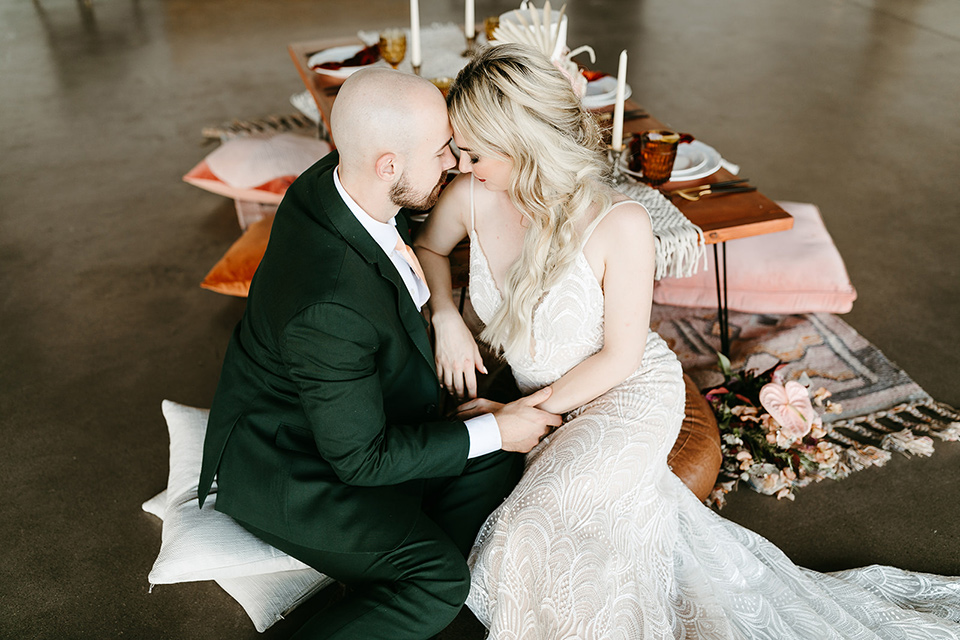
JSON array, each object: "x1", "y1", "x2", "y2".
[{"x1": 390, "y1": 171, "x2": 447, "y2": 211}]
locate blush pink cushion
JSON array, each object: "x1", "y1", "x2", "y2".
[
  {"x1": 183, "y1": 161, "x2": 293, "y2": 205},
  {"x1": 183, "y1": 134, "x2": 330, "y2": 205},
  {"x1": 653, "y1": 201, "x2": 857, "y2": 314}
]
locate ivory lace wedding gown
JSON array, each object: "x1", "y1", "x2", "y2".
[{"x1": 462, "y1": 183, "x2": 960, "y2": 639}]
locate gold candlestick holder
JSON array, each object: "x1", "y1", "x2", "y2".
[
  {"x1": 608, "y1": 145, "x2": 628, "y2": 185},
  {"x1": 462, "y1": 34, "x2": 477, "y2": 57}
]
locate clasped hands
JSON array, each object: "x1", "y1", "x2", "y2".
[{"x1": 433, "y1": 310, "x2": 560, "y2": 453}]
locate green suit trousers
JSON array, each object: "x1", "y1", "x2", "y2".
[{"x1": 235, "y1": 449, "x2": 524, "y2": 640}]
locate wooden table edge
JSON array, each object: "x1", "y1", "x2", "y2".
[{"x1": 288, "y1": 37, "x2": 365, "y2": 134}]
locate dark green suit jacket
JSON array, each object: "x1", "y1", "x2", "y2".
[{"x1": 198, "y1": 151, "x2": 470, "y2": 553}]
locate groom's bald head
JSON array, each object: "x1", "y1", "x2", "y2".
[
  {"x1": 329, "y1": 68, "x2": 455, "y2": 222},
  {"x1": 331, "y1": 68, "x2": 448, "y2": 175}
]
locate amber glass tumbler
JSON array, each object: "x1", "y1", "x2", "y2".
[{"x1": 633, "y1": 130, "x2": 681, "y2": 186}]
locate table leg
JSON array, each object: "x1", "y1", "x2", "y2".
[{"x1": 713, "y1": 242, "x2": 730, "y2": 356}]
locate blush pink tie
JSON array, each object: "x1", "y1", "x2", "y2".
[{"x1": 394, "y1": 235, "x2": 426, "y2": 284}]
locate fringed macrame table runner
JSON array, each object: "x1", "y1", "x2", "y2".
[
  {"x1": 650, "y1": 306, "x2": 960, "y2": 501},
  {"x1": 615, "y1": 180, "x2": 706, "y2": 280}
]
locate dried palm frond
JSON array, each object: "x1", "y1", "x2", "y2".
[
  {"x1": 200, "y1": 113, "x2": 318, "y2": 144},
  {"x1": 492, "y1": 1, "x2": 594, "y2": 98}
]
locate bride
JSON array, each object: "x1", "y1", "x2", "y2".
[{"x1": 413, "y1": 43, "x2": 960, "y2": 639}]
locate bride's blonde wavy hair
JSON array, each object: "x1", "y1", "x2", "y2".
[{"x1": 447, "y1": 43, "x2": 612, "y2": 361}]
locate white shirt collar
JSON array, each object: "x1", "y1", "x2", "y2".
[
  {"x1": 333, "y1": 166, "x2": 399, "y2": 254},
  {"x1": 332, "y1": 166, "x2": 430, "y2": 310}
]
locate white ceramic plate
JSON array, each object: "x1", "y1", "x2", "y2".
[
  {"x1": 308, "y1": 44, "x2": 376, "y2": 79},
  {"x1": 582, "y1": 76, "x2": 632, "y2": 109},
  {"x1": 619, "y1": 139, "x2": 723, "y2": 182},
  {"x1": 671, "y1": 144, "x2": 709, "y2": 175},
  {"x1": 670, "y1": 140, "x2": 722, "y2": 180}
]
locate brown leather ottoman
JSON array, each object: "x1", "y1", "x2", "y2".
[{"x1": 668, "y1": 374, "x2": 723, "y2": 502}]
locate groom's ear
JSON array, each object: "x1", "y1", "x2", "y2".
[{"x1": 374, "y1": 152, "x2": 400, "y2": 182}]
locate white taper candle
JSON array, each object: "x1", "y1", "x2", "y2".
[
  {"x1": 465, "y1": 0, "x2": 475, "y2": 38},
  {"x1": 611, "y1": 49, "x2": 628, "y2": 151},
  {"x1": 410, "y1": 0, "x2": 422, "y2": 67}
]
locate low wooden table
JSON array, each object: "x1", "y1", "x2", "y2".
[
  {"x1": 288, "y1": 37, "x2": 793, "y2": 354},
  {"x1": 614, "y1": 112, "x2": 793, "y2": 353}
]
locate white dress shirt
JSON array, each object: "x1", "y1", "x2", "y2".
[
  {"x1": 333, "y1": 167, "x2": 431, "y2": 310},
  {"x1": 332, "y1": 167, "x2": 501, "y2": 458}
]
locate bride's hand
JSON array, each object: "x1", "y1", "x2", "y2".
[{"x1": 431, "y1": 308, "x2": 488, "y2": 400}]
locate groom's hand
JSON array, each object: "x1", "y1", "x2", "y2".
[{"x1": 493, "y1": 387, "x2": 562, "y2": 453}]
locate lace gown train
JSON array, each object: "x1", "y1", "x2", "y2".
[{"x1": 462, "y1": 182, "x2": 960, "y2": 639}]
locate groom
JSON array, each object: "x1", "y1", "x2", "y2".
[{"x1": 198, "y1": 68, "x2": 561, "y2": 639}]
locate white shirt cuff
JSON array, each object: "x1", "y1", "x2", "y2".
[{"x1": 465, "y1": 413, "x2": 501, "y2": 458}]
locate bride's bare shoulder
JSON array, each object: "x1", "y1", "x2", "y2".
[
  {"x1": 438, "y1": 171, "x2": 472, "y2": 201},
  {"x1": 431, "y1": 172, "x2": 472, "y2": 218},
  {"x1": 599, "y1": 190, "x2": 652, "y2": 229},
  {"x1": 589, "y1": 197, "x2": 654, "y2": 250}
]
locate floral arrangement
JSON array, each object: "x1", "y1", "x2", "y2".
[{"x1": 704, "y1": 354, "x2": 848, "y2": 507}]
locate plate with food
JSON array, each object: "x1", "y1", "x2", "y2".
[{"x1": 308, "y1": 44, "x2": 380, "y2": 78}]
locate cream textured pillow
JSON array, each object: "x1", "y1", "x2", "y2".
[
  {"x1": 147, "y1": 400, "x2": 312, "y2": 584},
  {"x1": 183, "y1": 133, "x2": 330, "y2": 204},
  {"x1": 142, "y1": 489, "x2": 333, "y2": 633},
  {"x1": 205, "y1": 133, "x2": 329, "y2": 189},
  {"x1": 653, "y1": 201, "x2": 857, "y2": 314},
  {"x1": 141, "y1": 490, "x2": 166, "y2": 517},
  {"x1": 217, "y1": 570, "x2": 333, "y2": 633}
]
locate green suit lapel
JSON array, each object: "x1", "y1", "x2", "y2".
[{"x1": 316, "y1": 171, "x2": 436, "y2": 378}]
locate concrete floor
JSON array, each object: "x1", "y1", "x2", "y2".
[{"x1": 1, "y1": 0, "x2": 958, "y2": 637}]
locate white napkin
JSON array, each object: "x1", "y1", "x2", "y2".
[
  {"x1": 290, "y1": 91, "x2": 321, "y2": 125},
  {"x1": 720, "y1": 158, "x2": 740, "y2": 175}
]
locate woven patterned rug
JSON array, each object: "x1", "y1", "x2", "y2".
[{"x1": 650, "y1": 305, "x2": 960, "y2": 466}]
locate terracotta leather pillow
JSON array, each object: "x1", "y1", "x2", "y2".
[
  {"x1": 668, "y1": 374, "x2": 722, "y2": 502},
  {"x1": 653, "y1": 201, "x2": 857, "y2": 314},
  {"x1": 201, "y1": 215, "x2": 274, "y2": 297}
]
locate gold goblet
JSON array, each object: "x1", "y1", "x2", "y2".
[
  {"x1": 429, "y1": 77, "x2": 453, "y2": 98},
  {"x1": 378, "y1": 29, "x2": 407, "y2": 69},
  {"x1": 484, "y1": 16, "x2": 500, "y2": 42}
]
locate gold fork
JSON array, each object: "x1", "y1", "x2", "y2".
[{"x1": 669, "y1": 179, "x2": 754, "y2": 201}]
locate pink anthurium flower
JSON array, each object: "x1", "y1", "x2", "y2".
[{"x1": 758, "y1": 381, "x2": 820, "y2": 443}]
